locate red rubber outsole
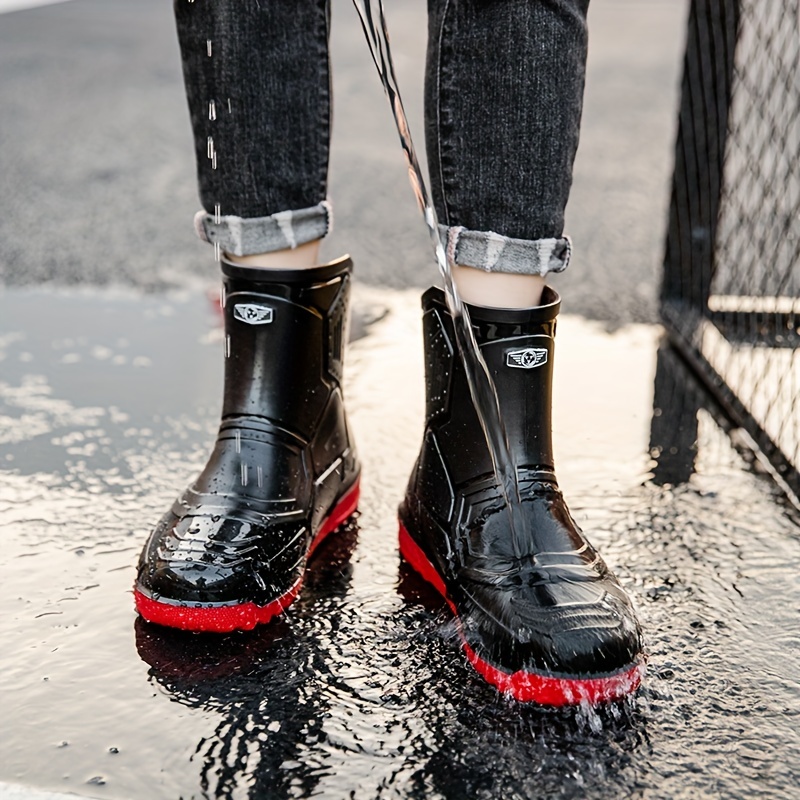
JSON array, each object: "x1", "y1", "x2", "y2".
[
  {"x1": 398, "y1": 521, "x2": 644, "y2": 706},
  {"x1": 134, "y1": 480, "x2": 360, "y2": 633}
]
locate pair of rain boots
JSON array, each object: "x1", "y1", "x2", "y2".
[{"x1": 135, "y1": 257, "x2": 643, "y2": 705}]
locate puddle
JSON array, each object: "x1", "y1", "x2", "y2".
[{"x1": 0, "y1": 286, "x2": 799, "y2": 800}]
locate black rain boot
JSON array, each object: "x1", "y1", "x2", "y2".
[
  {"x1": 399, "y1": 286, "x2": 644, "y2": 705},
  {"x1": 135, "y1": 256, "x2": 361, "y2": 632}
]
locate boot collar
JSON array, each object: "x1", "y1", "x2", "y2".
[
  {"x1": 221, "y1": 254, "x2": 352, "y2": 285},
  {"x1": 422, "y1": 284, "x2": 560, "y2": 324}
]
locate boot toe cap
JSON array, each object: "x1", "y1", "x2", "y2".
[
  {"x1": 460, "y1": 576, "x2": 643, "y2": 679},
  {"x1": 136, "y1": 511, "x2": 302, "y2": 605}
]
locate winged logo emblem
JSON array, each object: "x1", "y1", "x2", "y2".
[
  {"x1": 506, "y1": 347, "x2": 548, "y2": 369},
  {"x1": 233, "y1": 303, "x2": 274, "y2": 325}
]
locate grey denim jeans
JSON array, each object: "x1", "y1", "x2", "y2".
[{"x1": 175, "y1": 0, "x2": 589, "y2": 276}]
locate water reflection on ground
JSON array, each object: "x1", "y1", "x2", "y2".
[{"x1": 0, "y1": 287, "x2": 798, "y2": 799}]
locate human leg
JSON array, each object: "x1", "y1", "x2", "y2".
[
  {"x1": 399, "y1": 0, "x2": 643, "y2": 703},
  {"x1": 176, "y1": 0, "x2": 332, "y2": 266},
  {"x1": 135, "y1": 0, "x2": 360, "y2": 631},
  {"x1": 426, "y1": 0, "x2": 587, "y2": 307}
]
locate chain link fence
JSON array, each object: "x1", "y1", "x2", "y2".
[{"x1": 661, "y1": 0, "x2": 800, "y2": 503}]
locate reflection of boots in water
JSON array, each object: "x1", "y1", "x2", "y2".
[
  {"x1": 400, "y1": 287, "x2": 644, "y2": 705},
  {"x1": 135, "y1": 615, "x2": 292, "y2": 682},
  {"x1": 135, "y1": 258, "x2": 361, "y2": 632},
  {"x1": 135, "y1": 520, "x2": 359, "y2": 682},
  {"x1": 134, "y1": 522, "x2": 359, "y2": 800}
]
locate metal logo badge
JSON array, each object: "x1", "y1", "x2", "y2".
[
  {"x1": 233, "y1": 303, "x2": 274, "y2": 325},
  {"x1": 506, "y1": 347, "x2": 548, "y2": 369}
]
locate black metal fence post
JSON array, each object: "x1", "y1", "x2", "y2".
[{"x1": 662, "y1": 0, "x2": 740, "y2": 313}]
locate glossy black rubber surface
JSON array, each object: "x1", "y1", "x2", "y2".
[
  {"x1": 136, "y1": 258, "x2": 360, "y2": 609},
  {"x1": 400, "y1": 287, "x2": 644, "y2": 677}
]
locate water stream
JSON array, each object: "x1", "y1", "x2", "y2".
[{"x1": 351, "y1": 0, "x2": 528, "y2": 552}]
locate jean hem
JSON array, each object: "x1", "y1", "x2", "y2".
[
  {"x1": 194, "y1": 200, "x2": 333, "y2": 256},
  {"x1": 441, "y1": 225, "x2": 571, "y2": 276}
]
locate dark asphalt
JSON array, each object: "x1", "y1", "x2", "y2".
[{"x1": 0, "y1": 0, "x2": 687, "y2": 324}]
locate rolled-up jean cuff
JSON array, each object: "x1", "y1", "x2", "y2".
[
  {"x1": 440, "y1": 225, "x2": 571, "y2": 276},
  {"x1": 194, "y1": 200, "x2": 333, "y2": 257}
]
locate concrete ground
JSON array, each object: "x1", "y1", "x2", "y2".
[{"x1": 0, "y1": 0, "x2": 687, "y2": 325}]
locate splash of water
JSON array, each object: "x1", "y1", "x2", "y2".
[{"x1": 352, "y1": 0, "x2": 527, "y2": 549}]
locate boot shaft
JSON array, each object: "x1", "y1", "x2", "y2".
[
  {"x1": 220, "y1": 256, "x2": 351, "y2": 438},
  {"x1": 421, "y1": 286, "x2": 560, "y2": 482}
]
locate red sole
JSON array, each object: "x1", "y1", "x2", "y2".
[
  {"x1": 134, "y1": 480, "x2": 360, "y2": 633},
  {"x1": 398, "y1": 521, "x2": 644, "y2": 706}
]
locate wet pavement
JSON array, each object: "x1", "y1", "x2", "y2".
[{"x1": 1, "y1": 287, "x2": 799, "y2": 800}]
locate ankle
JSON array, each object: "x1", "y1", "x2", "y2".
[
  {"x1": 452, "y1": 265, "x2": 546, "y2": 309},
  {"x1": 225, "y1": 239, "x2": 322, "y2": 270}
]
